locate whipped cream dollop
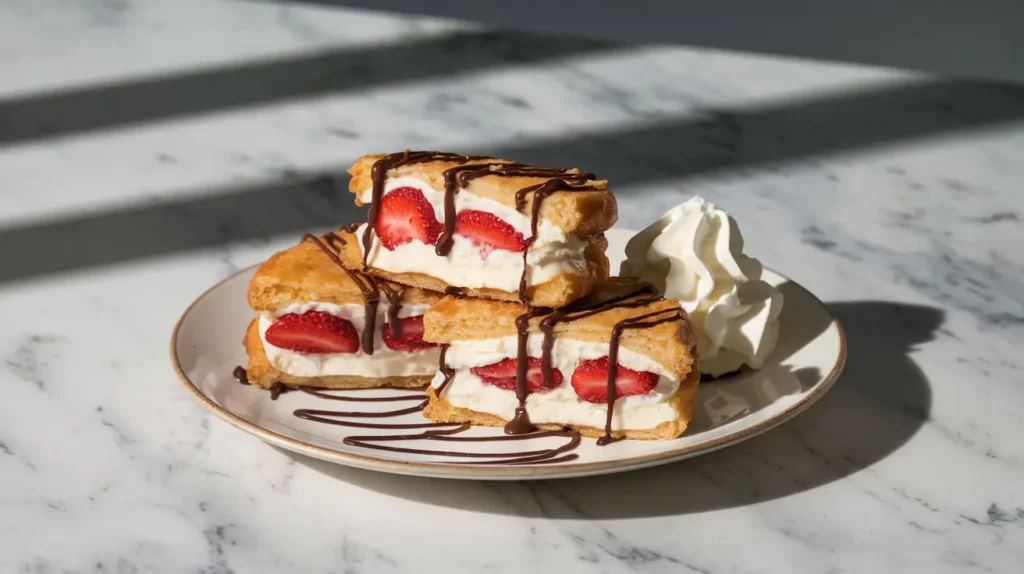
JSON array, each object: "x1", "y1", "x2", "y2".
[{"x1": 621, "y1": 197, "x2": 783, "y2": 377}]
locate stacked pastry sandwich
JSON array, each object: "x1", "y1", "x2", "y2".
[{"x1": 241, "y1": 151, "x2": 701, "y2": 441}]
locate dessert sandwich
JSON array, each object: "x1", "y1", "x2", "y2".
[
  {"x1": 421, "y1": 279, "x2": 701, "y2": 441},
  {"x1": 243, "y1": 231, "x2": 442, "y2": 390},
  {"x1": 345, "y1": 151, "x2": 616, "y2": 308}
]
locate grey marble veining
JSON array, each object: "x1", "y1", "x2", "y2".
[{"x1": 1, "y1": 0, "x2": 1023, "y2": 572}]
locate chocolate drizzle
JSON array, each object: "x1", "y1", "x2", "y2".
[
  {"x1": 302, "y1": 233, "x2": 408, "y2": 352},
  {"x1": 232, "y1": 366, "x2": 249, "y2": 385},
  {"x1": 443, "y1": 286, "x2": 466, "y2": 297},
  {"x1": 269, "y1": 382, "x2": 291, "y2": 400},
  {"x1": 436, "y1": 344, "x2": 455, "y2": 396},
  {"x1": 364, "y1": 150, "x2": 486, "y2": 268},
  {"x1": 257, "y1": 381, "x2": 580, "y2": 464},
  {"x1": 538, "y1": 285, "x2": 658, "y2": 389},
  {"x1": 534, "y1": 284, "x2": 683, "y2": 444},
  {"x1": 294, "y1": 390, "x2": 441, "y2": 429},
  {"x1": 503, "y1": 307, "x2": 548, "y2": 434},
  {"x1": 343, "y1": 426, "x2": 580, "y2": 464},
  {"x1": 433, "y1": 162, "x2": 586, "y2": 257},
  {"x1": 512, "y1": 175, "x2": 594, "y2": 302},
  {"x1": 598, "y1": 307, "x2": 682, "y2": 444}
]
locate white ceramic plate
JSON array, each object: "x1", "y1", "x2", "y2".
[{"x1": 172, "y1": 228, "x2": 845, "y2": 479}]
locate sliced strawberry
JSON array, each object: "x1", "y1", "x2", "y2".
[
  {"x1": 454, "y1": 210, "x2": 526, "y2": 256},
  {"x1": 571, "y1": 357, "x2": 658, "y2": 403},
  {"x1": 382, "y1": 315, "x2": 437, "y2": 351},
  {"x1": 470, "y1": 357, "x2": 518, "y2": 379},
  {"x1": 471, "y1": 358, "x2": 562, "y2": 393},
  {"x1": 376, "y1": 187, "x2": 442, "y2": 250},
  {"x1": 265, "y1": 311, "x2": 359, "y2": 354}
]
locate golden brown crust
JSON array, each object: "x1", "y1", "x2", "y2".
[
  {"x1": 347, "y1": 153, "x2": 617, "y2": 235},
  {"x1": 424, "y1": 278, "x2": 699, "y2": 380},
  {"x1": 243, "y1": 319, "x2": 432, "y2": 389},
  {"x1": 246, "y1": 232, "x2": 443, "y2": 312},
  {"x1": 422, "y1": 368, "x2": 700, "y2": 440},
  {"x1": 333, "y1": 228, "x2": 610, "y2": 309}
]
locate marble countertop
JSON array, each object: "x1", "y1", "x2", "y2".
[{"x1": 2, "y1": 0, "x2": 1023, "y2": 572}]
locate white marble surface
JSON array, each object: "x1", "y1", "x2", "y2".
[{"x1": 2, "y1": 0, "x2": 1024, "y2": 572}]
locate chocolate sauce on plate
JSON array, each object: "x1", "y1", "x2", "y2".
[
  {"x1": 269, "y1": 382, "x2": 291, "y2": 400},
  {"x1": 240, "y1": 379, "x2": 581, "y2": 463}
]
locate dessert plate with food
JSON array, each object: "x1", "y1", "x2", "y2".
[{"x1": 171, "y1": 151, "x2": 845, "y2": 480}]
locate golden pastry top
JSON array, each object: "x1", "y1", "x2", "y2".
[
  {"x1": 347, "y1": 151, "x2": 617, "y2": 236},
  {"x1": 247, "y1": 232, "x2": 441, "y2": 312},
  {"x1": 424, "y1": 278, "x2": 699, "y2": 380}
]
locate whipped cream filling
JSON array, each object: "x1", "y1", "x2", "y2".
[
  {"x1": 259, "y1": 302, "x2": 439, "y2": 378},
  {"x1": 357, "y1": 176, "x2": 588, "y2": 292},
  {"x1": 432, "y1": 335, "x2": 681, "y2": 431},
  {"x1": 621, "y1": 196, "x2": 784, "y2": 376}
]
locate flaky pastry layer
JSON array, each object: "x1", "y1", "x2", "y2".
[
  {"x1": 247, "y1": 232, "x2": 442, "y2": 312},
  {"x1": 423, "y1": 278, "x2": 699, "y2": 381},
  {"x1": 347, "y1": 153, "x2": 617, "y2": 236},
  {"x1": 243, "y1": 319, "x2": 432, "y2": 390},
  {"x1": 422, "y1": 368, "x2": 700, "y2": 440},
  {"x1": 333, "y1": 228, "x2": 610, "y2": 309}
]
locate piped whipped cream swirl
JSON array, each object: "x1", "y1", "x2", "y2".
[{"x1": 621, "y1": 197, "x2": 783, "y2": 377}]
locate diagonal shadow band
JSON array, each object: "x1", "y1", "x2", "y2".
[
  {"x1": 3, "y1": 78, "x2": 1024, "y2": 286},
  {"x1": 286, "y1": 300, "x2": 940, "y2": 518},
  {"x1": 0, "y1": 30, "x2": 620, "y2": 146},
  {"x1": 480, "y1": 78, "x2": 1024, "y2": 186},
  {"x1": 0, "y1": 175, "x2": 365, "y2": 284}
]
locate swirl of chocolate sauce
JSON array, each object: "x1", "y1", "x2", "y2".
[
  {"x1": 235, "y1": 374, "x2": 582, "y2": 464},
  {"x1": 343, "y1": 426, "x2": 580, "y2": 464}
]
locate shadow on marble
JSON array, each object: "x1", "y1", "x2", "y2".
[
  {"x1": 0, "y1": 174, "x2": 362, "y2": 284},
  {"x1": 6, "y1": 77, "x2": 1022, "y2": 284},
  {"x1": 288, "y1": 300, "x2": 940, "y2": 518},
  {"x1": 483, "y1": 79, "x2": 1024, "y2": 186},
  {"x1": 0, "y1": 30, "x2": 620, "y2": 146}
]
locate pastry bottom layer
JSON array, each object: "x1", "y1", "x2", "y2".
[
  {"x1": 243, "y1": 319, "x2": 432, "y2": 390},
  {"x1": 422, "y1": 369, "x2": 700, "y2": 441}
]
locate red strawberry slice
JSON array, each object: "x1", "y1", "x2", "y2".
[
  {"x1": 265, "y1": 311, "x2": 359, "y2": 354},
  {"x1": 376, "y1": 187, "x2": 442, "y2": 250},
  {"x1": 382, "y1": 315, "x2": 437, "y2": 351},
  {"x1": 454, "y1": 210, "x2": 526, "y2": 256},
  {"x1": 471, "y1": 357, "x2": 562, "y2": 393},
  {"x1": 571, "y1": 357, "x2": 658, "y2": 403}
]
